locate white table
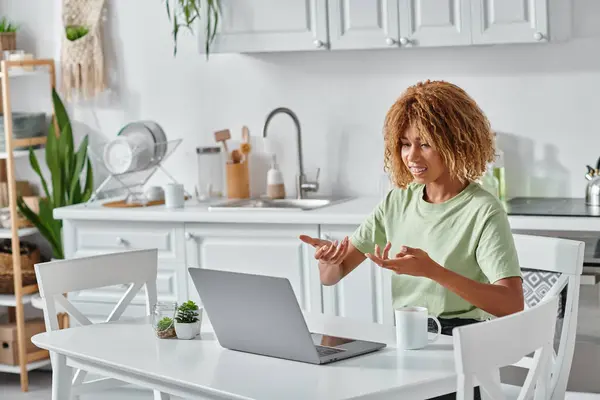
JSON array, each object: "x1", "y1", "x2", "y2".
[{"x1": 32, "y1": 312, "x2": 458, "y2": 399}]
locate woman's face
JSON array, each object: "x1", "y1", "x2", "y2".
[{"x1": 400, "y1": 126, "x2": 447, "y2": 185}]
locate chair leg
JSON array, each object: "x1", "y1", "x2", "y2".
[
  {"x1": 51, "y1": 354, "x2": 72, "y2": 400},
  {"x1": 70, "y1": 369, "x2": 87, "y2": 400},
  {"x1": 153, "y1": 391, "x2": 171, "y2": 400}
]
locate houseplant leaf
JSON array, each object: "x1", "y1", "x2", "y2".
[
  {"x1": 38, "y1": 197, "x2": 63, "y2": 259},
  {"x1": 27, "y1": 147, "x2": 51, "y2": 200},
  {"x1": 45, "y1": 121, "x2": 63, "y2": 209},
  {"x1": 18, "y1": 89, "x2": 93, "y2": 260},
  {"x1": 68, "y1": 135, "x2": 89, "y2": 203},
  {"x1": 82, "y1": 158, "x2": 94, "y2": 202}
]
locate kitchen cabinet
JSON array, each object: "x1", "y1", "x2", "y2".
[
  {"x1": 326, "y1": 0, "x2": 400, "y2": 50},
  {"x1": 470, "y1": 0, "x2": 548, "y2": 44},
  {"x1": 320, "y1": 225, "x2": 394, "y2": 325},
  {"x1": 201, "y1": 0, "x2": 550, "y2": 54},
  {"x1": 399, "y1": 0, "x2": 471, "y2": 47},
  {"x1": 202, "y1": 0, "x2": 329, "y2": 53},
  {"x1": 184, "y1": 223, "x2": 323, "y2": 314}
]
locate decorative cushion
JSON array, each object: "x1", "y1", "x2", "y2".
[{"x1": 522, "y1": 269, "x2": 567, "y2": 319}]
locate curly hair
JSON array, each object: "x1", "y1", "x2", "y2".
[{"x1": 383, "y1": 80, "x2": 495, "y2": 189}]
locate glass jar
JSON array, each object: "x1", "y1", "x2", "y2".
[
  {"x1": 151, "y1": 301, "x2": 177, "y2": 339},
  {"x1": 196, "y1": 146, "x2": 224, "y2": 201}
]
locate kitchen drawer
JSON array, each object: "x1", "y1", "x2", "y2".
[
  {"x1": 68, "y1": 270, "x2": 177, "y2": 304},
  {"x1": 69, "y1": 221, "x2": 185, "y2": 265}
]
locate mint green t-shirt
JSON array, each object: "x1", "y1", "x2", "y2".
[{"x1": 350, "y1": 182, "x2": 521, "y2": 321}]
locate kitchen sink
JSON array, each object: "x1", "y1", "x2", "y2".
[{"x1": 208, "y1": 197, "x2": 352, "y2": 212}]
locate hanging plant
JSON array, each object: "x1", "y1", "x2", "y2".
[
  {"x1": 164, "y1": 0, "x2": 220, "y2": 58},
  {"x1": 60, "y1": 0, "x2": 107, "y2": 101}
]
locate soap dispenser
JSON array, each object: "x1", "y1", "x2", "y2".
[{"x1": 266, "y1": 154, "x2": 286, "y2": 199}]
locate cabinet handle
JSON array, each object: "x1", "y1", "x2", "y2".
[
  {"x1": 399, "y1": 37, "x2": 409, "y2": 45},
  {"x1": 533, "y1": 32, "x2": 544, "y2": 41},
  {"x1": 116, "y1": 237, "x2": 126, "y2": 245},
  {"x1": 385, "y1": 37, "x2": 396, "y2": 46},
  {"x1": 185, "y1": 232, "x2": 195, "y2": 241},
  {"x1": 314, "y1": 40, "x2": 325, "y2": 48}
]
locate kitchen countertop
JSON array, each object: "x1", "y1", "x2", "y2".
[
  {"x1": 53, "y1": 195, "x2": 600, "y2": 232},
  {"x1": 506, "y1": 197, "x2": 600, "y2": 218},
  {"x1": 53, "y1": 196, "x2": 382, "y2": 225}
]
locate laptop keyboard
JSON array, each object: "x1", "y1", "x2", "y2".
[{"x1": 315, "y1": 345, "x2": 346, "y2": 357}]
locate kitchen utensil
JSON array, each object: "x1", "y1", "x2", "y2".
[
  {"x1": 240, "y1": 126, "x2": 252, "y2": 155},
  {"x1": 231, "y1": 149, "x2": 243, "y2": 164},
  {"x1": 226, "y1": 161, "x2": 250, "y2": 199},
  {"x1": 103, "y1": 134, "x2": 154, "y2": 175},
  {"x1": 145, "y1": 186, "x2": 164, "y2": 202},
  {"x1": 587, "y1": 165, "x2": 595, "y2": 175},
  {"x1": 214, "y1": 129, "x2": 232, "y2": 160},
  {"x1": 196, "y1": 146, "x2": 224, "y2": 200},
  {"x1": 586, "y1": 174, "x2": 600, "y2": 206},
  {"x1": 118, "y1": 120, "x2": 167, "y2": 162}
]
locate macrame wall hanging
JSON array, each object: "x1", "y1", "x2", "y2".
[{"x1": 61, "y1": 0, "x2": 106, "y2": 101}]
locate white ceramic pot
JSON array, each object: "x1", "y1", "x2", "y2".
[{"x1": 175, "y1": 321, "x2": 200, "y2": 340}]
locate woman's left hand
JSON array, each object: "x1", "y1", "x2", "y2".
[{"x1": 366, "y1": 243, "x2": 439, "y2": 278}]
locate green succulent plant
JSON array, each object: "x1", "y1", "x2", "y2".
[
  {"x1": 0, "y1": 17, "x2": 18, "y2": 33},
  {"x1": 65, "y1": 25, "x2": 89, "y2": 41},
  {"x1": 157, "y1": 316, "x2": 174, "y2": 331},
  {"x1": 16, "y1": 88, "x2": 93, "y2": 260},
  {"x1": 175, "y1": 300, "x2": 200, "y2": 323}
]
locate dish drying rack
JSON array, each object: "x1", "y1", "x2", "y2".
[{"x1": 86, "y1": 138, "x2": 185, "y2": 205}]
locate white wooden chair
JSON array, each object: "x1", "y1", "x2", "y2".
[
  {"x1": 453, "y1": 295, "x2": 560, "y2": 400},
  {"x1": 34, "y1": 249, "x2": 170, "y2": 400},
  {"x1": 507, "y1": 234, "x2": 585, "y2": 400}
]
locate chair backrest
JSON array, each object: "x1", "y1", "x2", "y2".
[
  {"x1": 512, "y1": 234, "x2": 584, "y2": 400},
  {"x1": 453, "y1": 295, "x2": 560, "y2": 400},
  {"x1": 34, "y1": 249, "x2": 159, "y2": 332}
]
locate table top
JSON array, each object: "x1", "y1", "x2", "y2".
[
  {"x1": 506, "y1": 197, "x2": 600, "y2": 217},
  {"x1": 32, "y1": 312, "x2": 457, "y2": 400}
]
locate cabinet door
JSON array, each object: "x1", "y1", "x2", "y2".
[
  {"x1": 471, "y1": 0, "x2": 548, "y2": 44},
  {"x1": 327, "y1": 0, "x2": 400, "y2": 50},
  {"x1": 399, "y1": 0, "x2": 471, "y2": 47},
  {"x1": 184, "y1": 223, "x2": 322, "y2": 314},
  {"x1": 200, "y1": 0, "x2": 329, "y2": 53},
  {"x1": 320, "y1": 226, "x2": 394, "y2": 324}
]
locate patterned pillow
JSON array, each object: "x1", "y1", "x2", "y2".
[{"x1": 521, "y1": 269, "x2": 567, "y2": 319}]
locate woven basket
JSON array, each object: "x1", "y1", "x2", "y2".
[{"x1": 0, "y1": 240, "x2": 40, "y2": 294}]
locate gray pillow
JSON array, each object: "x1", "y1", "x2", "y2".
[{"x1": 521, "y1": 269, "x2": 567, "y2": 319}]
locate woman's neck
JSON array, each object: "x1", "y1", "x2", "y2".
[{"x1": 423, "y1": 178, "x2": 469, "y2": 204}]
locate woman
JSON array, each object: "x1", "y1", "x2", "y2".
[{"x1": 300, "y1": 80, "x2": 524, "y2": 399}]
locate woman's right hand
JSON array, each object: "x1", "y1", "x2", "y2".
[{"x1": 299, "y1": 235, "x2": 349, "y2": 285}]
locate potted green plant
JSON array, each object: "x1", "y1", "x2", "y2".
[
  {"x1": 163, "y1": 0, "x2": 220, "y2": 58},
  {"x1": 174, "y1": 300, "x2": 202, "y2": 339},
  {"x1": 0, "y1": 17, "x2": 18, "y2": 53},
  {"x1": 16, "y1": 89, "x2": 93, "y2": 260},
  {"x1": 65, "y1": 25, "x2": 89, "y2": 41},
  {"x1": 156, "y1": 316, "x2": 176, "y2": 339}
]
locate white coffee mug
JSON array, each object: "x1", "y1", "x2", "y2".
[
  {"x1": 164, "y1": 183, "x2": 185, "y2": 208},
  {"x1": 394, "y1": 306, "x2": 441, "y2": 350}
]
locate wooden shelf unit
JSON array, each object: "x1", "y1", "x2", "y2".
[{"x1": 0, "y1": 58, "x2": 57, "y2": 392}]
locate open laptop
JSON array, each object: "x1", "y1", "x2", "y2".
[{"x1": 188, "y1": 268, "x2": 386, "y2": 365}]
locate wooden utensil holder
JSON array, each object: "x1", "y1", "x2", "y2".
[{"x1": 226, "y1": 161, "x2": 250, "y2": 199}]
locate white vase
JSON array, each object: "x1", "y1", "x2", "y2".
[{"x1": 175, "y1": 321, "x2": 200, "y2": 340}]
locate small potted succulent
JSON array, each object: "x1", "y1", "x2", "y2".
[
  {"x1": 174, "y1": 300, "x2": 202, "y2": 340},
  {"x1": 0, "y1": 17, "x2": 18, "y2": 53},
  {"x1": 156, "y1": 316, "x2": 176, "y2": 339}
]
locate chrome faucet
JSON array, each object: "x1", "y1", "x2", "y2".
[{"x1": 262, "y1": 107, "x2": 320, "y2": 199}]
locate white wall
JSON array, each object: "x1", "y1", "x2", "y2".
[{"x1": 8, "y1": 0, "x2": 600, "y2": 200}]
